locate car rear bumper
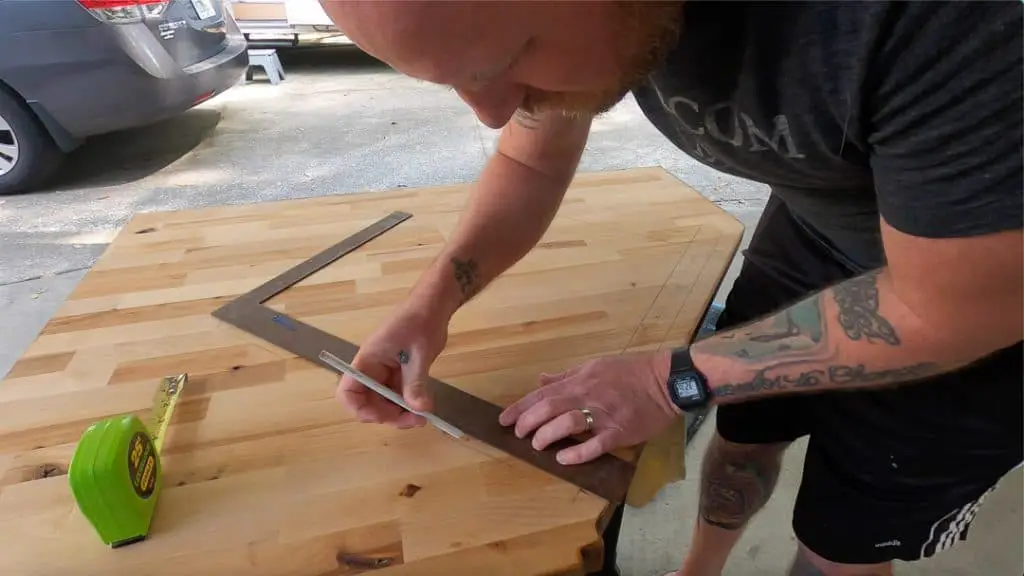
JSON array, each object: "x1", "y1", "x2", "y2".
[{"x1": 13, "y1": 23, "x2": 248, "y2": 149}]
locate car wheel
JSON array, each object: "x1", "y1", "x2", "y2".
[{"x1": 0, "y1": 87, "x2": 64, "y2": 195}]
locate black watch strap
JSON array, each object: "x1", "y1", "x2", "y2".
[{"x1": 666, "y1": 347, "x2": 712, "y2": 412}]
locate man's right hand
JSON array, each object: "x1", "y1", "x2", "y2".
[
  {"x1": 337, "y1": 109, "x2": 592, "y2": 429},
  {"x1": 336, "y1": 297, "x2": 449, "y2": 428}
]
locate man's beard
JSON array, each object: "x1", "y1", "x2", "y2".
[{"x1": 520, "y1": 1, "x2": 683, "y2": 117}]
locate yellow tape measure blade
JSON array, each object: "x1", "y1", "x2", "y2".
[{"x1": 150, "y1": 374, "x2": 187, "y2": 453}]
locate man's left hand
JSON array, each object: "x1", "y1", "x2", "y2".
[{"x1": 498, "y1": 350, "x2": 681, "y2": 465}]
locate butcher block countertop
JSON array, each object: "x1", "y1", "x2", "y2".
[{"x1": 0, "y1": 167, "x2": 743, "y2": 576}]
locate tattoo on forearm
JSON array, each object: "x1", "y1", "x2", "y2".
[
  {"x1": 700, "y1": 438, "x2": 780, "y2": 530},
  {"x1": 712, "y1": 369, "x2": 823, "y2": 397},
  {"x1": 699, "y1": 269, "x2": 902, "y2": 367},
  {"x1": 827, "y1": 363, "x2": 934, "y2": 385},
  {"x1": 711, "y1": 362, "x2": 936, "y2": 400},
  {"x1": 832, "y1": 271, "x2": 900, "y2": 346},
  {"x1": 698, "y1": 295, "x2": 825, "y2": 361},
  {"x1": 512, "y1": 109, "x2": 541, "y2": 130},
  {"x1": 450, "y1": 257, "x2": 482, "y2": 302}
]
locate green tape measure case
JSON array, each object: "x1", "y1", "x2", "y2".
[
  {"x1": 68, "y1": 374, "x2": 186, "y2": 547},
  {"x1": 68, "y1": 414, "x2": 162, "y2": 547}
]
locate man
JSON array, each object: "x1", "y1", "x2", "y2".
[{"x1": 320, "y1": 2, "x2": 1023, "y2": 575}]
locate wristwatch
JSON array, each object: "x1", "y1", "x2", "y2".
[{"x1": 666, "y1": 347, "x2": 712, "y2": 412}]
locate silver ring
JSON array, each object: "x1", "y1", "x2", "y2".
[{"x1": 579, "y1": 408, "x2": 594, "y2": 432}]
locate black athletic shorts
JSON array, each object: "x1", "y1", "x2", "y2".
[{"x1": 714, "y1": 194, "x2": 1023, "y2": 565}]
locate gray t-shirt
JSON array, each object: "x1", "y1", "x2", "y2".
[{"x1": 632, "y1": 1, "x2": 1023, "y2": 271}]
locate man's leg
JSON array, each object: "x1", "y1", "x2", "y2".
[
  {"x1": 671, "y1": 257, "x2": 819, "y2": 576},
  {"x1": 787, "y1": 543, "x2": 892, "y2": 576},
  {"x1": 671, "y1": 194, "x2": 1021, "y2": 575},
  {"x1": 671, "y1": 194, "x2": 857, "y2": 576},
  {"x1": 678, "y1": 434, "x2": 790, "y2": 576}
]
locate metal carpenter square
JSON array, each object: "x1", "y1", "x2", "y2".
[
  {"x1": 239, "y1": 211, "x2": 412, "y2": 304},
  {"x1": 213, "y1": 301, "x2": 636, "y2": 502},
  {"x1": 211, "y1": 211, "x2": 637, "y2": 503}
]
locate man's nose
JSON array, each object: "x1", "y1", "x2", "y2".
[{"x1": 456, "y1": 84, "x2": 524, "y2": 129}]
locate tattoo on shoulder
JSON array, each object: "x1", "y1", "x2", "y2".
[
  {"x1": 512, "y1": 109, "x2": 541, "y2": 130},
  {"x1": 832, "y1": 271, "x2": 900, "y2": 346},
  {"x1": 450, "y1": 256, "x2": 481, "y2": 302}
]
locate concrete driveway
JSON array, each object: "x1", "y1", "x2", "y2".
[{"x1": 1, "y1": 47, "x2": 1019, "y2": 575}]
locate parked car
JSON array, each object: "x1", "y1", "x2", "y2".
[{"x1": 0, "y1": 0, "x2": 249, "y2": 195}]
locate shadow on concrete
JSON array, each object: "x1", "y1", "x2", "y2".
[
  {"x1": 40, "y1": 107, "x2": 223, "y2": 192},
  {"x1": 275, "y1": 44, "x2": 392, "y2": 75}
]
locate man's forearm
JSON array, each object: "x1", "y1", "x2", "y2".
[
  {"x1": 408, "y1": 111, "x2": 591, "y2": 319},
  {"x1": 690, "y1": 268, "x2": 1007, "y2": 403},
  {"x1": 412, "y1": 151, "x2": 570, "y2": 316}
]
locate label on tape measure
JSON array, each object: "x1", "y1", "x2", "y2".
[{"x1": 127, "y1": 432, "x2": 157, "y2": 499}]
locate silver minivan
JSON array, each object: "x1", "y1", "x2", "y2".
[{"x1": 0, "y1": 0, "x2": 249, "y2": 194}]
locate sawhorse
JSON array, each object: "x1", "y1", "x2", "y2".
[{"x1": 246, "y1": 48, "x2": 286, "y2": 85}]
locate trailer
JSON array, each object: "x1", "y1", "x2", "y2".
[{"x1": 227, "y1": 0, "x2": 352, "y2": 48}]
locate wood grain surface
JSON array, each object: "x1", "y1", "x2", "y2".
[{"x1": 0, "y1": 167, "x2": 743, "y2": 576}]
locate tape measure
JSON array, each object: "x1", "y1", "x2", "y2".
[{"x1": 68, "y1": 374, "x2": 187, "y2": 547}]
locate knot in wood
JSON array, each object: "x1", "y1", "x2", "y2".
[
  {"x1": 336, "y1": 553, "x2": 393, "y2": 570},
  {"x1": 35, "y1": 464, "x2": 66, "y2": 479}
]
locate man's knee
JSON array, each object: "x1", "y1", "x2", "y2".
[
  {"x1": 789, "y1": 541, "x2": 893, "y2": 576},
  {"x1": 698, "y1": 432, "x2": 791, "y2": 530}
]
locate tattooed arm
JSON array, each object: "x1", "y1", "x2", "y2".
[
  {"x1": 407, "y1": 110, "x2": 592, "y2": 319},
  {"x1": 690, "y1": 219, "x2": 1023, "y2": 404}
]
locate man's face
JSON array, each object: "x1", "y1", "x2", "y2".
[{"x1": 321, "y1": 1, "x2": 683, "y2": 128}]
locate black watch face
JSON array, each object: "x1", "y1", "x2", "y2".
[{"x1": 670, "y1": 371, "x2": 706, "y2": 406}]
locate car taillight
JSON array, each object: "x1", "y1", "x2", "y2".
[{"x1": 77, "y1": 0, "x2": 169, "y2": 24}]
